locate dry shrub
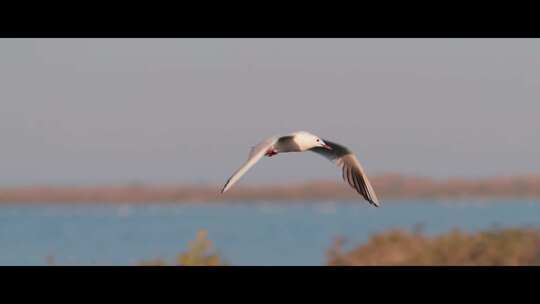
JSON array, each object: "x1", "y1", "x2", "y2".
[{"x1": 327, "y1": 227, "x2": 540, "y2": 266}]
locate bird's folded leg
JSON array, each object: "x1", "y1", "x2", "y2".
[{"x1": 265, "y1": 149, "x2": 278, "y2": 157}]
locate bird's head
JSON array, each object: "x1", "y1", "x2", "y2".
[{"x1": 293, "y1": 131, "x2": 332, "y2": 151}]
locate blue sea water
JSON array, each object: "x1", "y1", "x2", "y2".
[{"x1": 0, "y1": 200, "x2": 539, "y2": 265}]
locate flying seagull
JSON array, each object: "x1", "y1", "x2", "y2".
[{"x1": 221, "y1": 131, "x2": 380, "y2": 207}]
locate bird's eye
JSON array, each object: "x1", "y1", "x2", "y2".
[{"x1": 316, "y1": 139, "x2": 320, "y2": 142}]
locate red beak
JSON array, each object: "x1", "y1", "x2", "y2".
[{"x1": 323, "y1": 144, "x2": 332, "y2": 150}]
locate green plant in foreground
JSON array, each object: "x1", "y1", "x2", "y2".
[
  {"x1": 138, "y1": 229, "x2": 226, "y2": 266},
  {"x1": 176, "y1": 230, "x2": 224, "y2": 266}
]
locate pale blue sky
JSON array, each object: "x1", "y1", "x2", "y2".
[{"x1": 1, "y1": 39, "x2": 539, "y2": 186}]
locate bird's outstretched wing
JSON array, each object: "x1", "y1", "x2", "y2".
[
  {"x1": 310, "y1": 140, "x2": 380, "y2": 207},
  {"x1": 221, "y1": 136, "x2": 278, "y2": 193}
]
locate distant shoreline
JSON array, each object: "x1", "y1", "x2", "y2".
[{"x1": 2, "y1": 174, "x2": 540, "y2": 204}]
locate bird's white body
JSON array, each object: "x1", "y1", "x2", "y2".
[
  {"x1": 286, "y1": 131, "x2": 327, "y2": 151},
  {"x1": 221, "y1": 131, "x2": 380, "y2": 207}
]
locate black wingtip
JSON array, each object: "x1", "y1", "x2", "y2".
[{"x1": 369, "y1": 200, "x2": 380, "y2": 207}]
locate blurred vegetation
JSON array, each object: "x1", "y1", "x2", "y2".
[
  {"x1": 327, "y1": 227, "x2": 540, "y2": 266},
  {"x1": 138, "y1": 230, "x2": 226, "y2": 266},
  {"x1": 43, "y1": 227, "x2": 540, "y2": 266}
]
